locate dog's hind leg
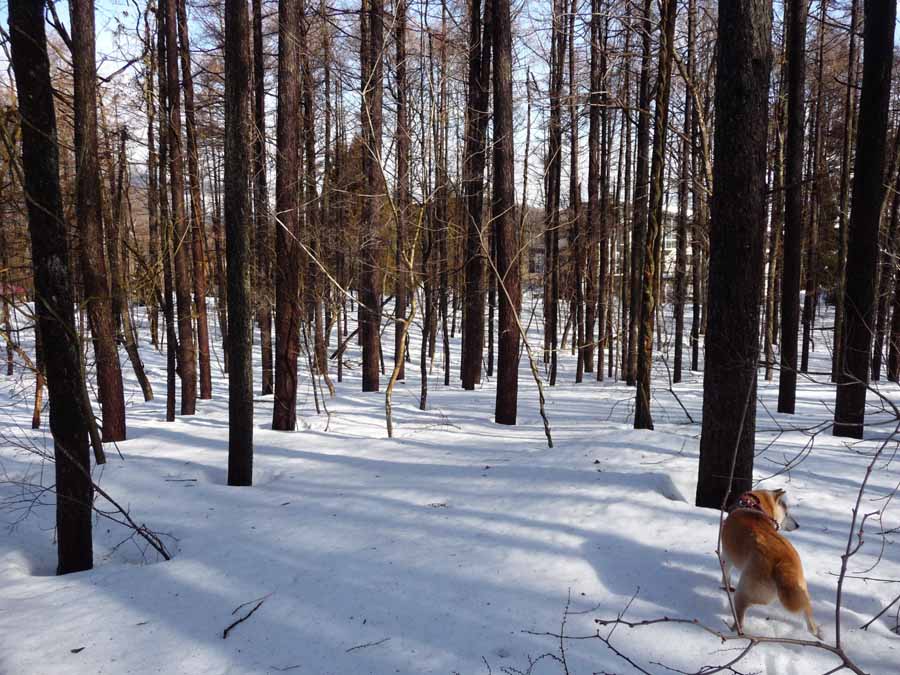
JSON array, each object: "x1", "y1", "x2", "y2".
[
  {"x1": 731, "y1": 569, "x2": 776, "y2": 634},
  {"x1": 721, "y1": 559, "x2": 735, "y2": 593},
  {"x1": 731, "y1": 590, "x2": 750, "y2": 634}
]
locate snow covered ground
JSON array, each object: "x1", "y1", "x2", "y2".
[{"x1": 1, "y1": 299, "x2": 899, "y2": 674}]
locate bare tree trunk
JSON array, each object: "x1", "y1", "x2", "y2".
[
  {"x1": 777, "y1": 0, "x2": 807, "y2": 414},
  {"x1": 673, "y1": 56, "x2": 690, "y2": 384},
  {"x1": 461, "y1": 0, "x2": 492, "y2": 390},
  {"x1": 209, "y1": 147, "x2": 228, "y2": 371},
  {"x1": 695, "y1": 0, "x2": 771, "y2": 509},
  {"x1": 251, "y1": 0, "x2": 274, "y2": 396},
  {"x1": 587, "y1": 0, "x2": 603, "y2": 383},
  {"x1": 360, "y1": 0, "x2": 384, "y2": 393},
  {"x1": 570, "y1": 0, "x2": 583, "y2": 384},
  {"x1": 833, "y1": 0, "x2": 860, "y2": 382},
  {"x1": 765, "y1": 102, "x2": 785, "y2": 382},
  {"x1": 157, "y1": 9, "x2": 178, "y2": 422},
  {"x1": 688, "y1": 0, "x2": 704, "y2": 373},
  {"x1": 272, "y1": 0, "x2": 302, "y2": 431},
  {"x1": 10, "y1": 0, "x2": 94, "y2": 573},
  {"x1": 801, "y1": 2, "x2": 826, "y2": 375},
  {"x1": 145, "y1": 10, "x2": 160, "y2": 350},
  {"x1": 487, "y1": 226, "x2": 496, "y2": 377},
  {"x1": 436, "y1": 5, "x2": 451, "y2": 388},
  {"x1": 634, "y1": 0, "x2": 675, "y2": 430},
  {"x1": 177, "y1": 0, "x2": 211, "y2": 400},
  {"x1": 224, "y1": 0, "x2": 254, "y2": 484},
  {"x1": 0, "y1": 220, "x2": 11, "y2": 376},
  {"x1": 492, "y1": 0, "x2": 519, "y2": 425},
  {"x1": 599, "y1": 16, "x2": 613, "y2": 384},
  {"x1": 394, "y1": 0, "x2": 410, "y2": 382},
  {"x1": 585, "y1": 3, "x2": 609, "y2": 377},
  {"x1": 299, "y1": 0, "x2": 327, "y2": 386},
  {"x1": 886, "y1": 167, "x2": 900, "y2": 382},
  {"x1": 833, "y1": 0, "x2": 896, "y2": 438},
  {"x1": 619, "y1": 9, "x2": 633, "y2": 378},
  {"x1": 873, "y1": 168, "x2": 899, "y2": 381},
  {"x1": 69, "y1": 0, "x2": 126, "y2": 441},
  {"x1": 627, "y1": 0, "x2": 652, "y2": 386},
  {"x1": 111, "y1": 129, "x2": 154, "y2": 402},
  {"x1": 165, "y1": 0, "x2": 196, "y2": 415},
  {"x1": 544, "y1": 0, "x2": 566, "y2": 387}
]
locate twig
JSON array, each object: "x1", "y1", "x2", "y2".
[
  {"x1": 345, "y1": 637, "x2": 391, "y2": 653},
  {"x1": 222, "y1": 593, "x2": 271, "y2": 639}
]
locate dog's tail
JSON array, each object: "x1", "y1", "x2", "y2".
[
  {"x1": 774, "y1": 563, "x2": 820, "y2": 637},
  {"x1": 773, "y1": 563, "x2": 809, "y2": 614}
]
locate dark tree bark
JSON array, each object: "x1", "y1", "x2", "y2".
[
  {"x1": 695, "y1": 0, "x2": 771, "y2": 509},
  {"x1": 145, "y1": 10, "x2": 160, "y2": 350},
  {"x1": 299, "y1": 0, "x2": 326, "y2": 384},
  {"x1": 322, "y1": 0, "x2": 336, "y2": 378},
  {"x1": 833, "y1": 0, "x2": 860, "y2": 382},
  {"x1": 272, "y1": 0, "x2": 302, "y2": 431},
  {"x1": 688, "y1": 0, "x2": 702, "y2": 373},
  {"x1": 394, "y1": 0, "x2": 410, "y2": 382},
  {"x1": 360, "y1": 0, "x2": 384, "y2": 393},
  {"x1": 872, "y1": 127, "x2": 900, "y2": 381},
  {"x1": 109, "y1": 128, "x2": 154, "y2": 403},
  {"x1": 569, "y1": 0, "x2": 584, "y2": 384},
  {"x1": 887, "y1": 166, "x2": 900, "y2": 381},
  {"x1": 157, "y1": 8, "x2": 178, "y2": 422},
  {"x1": 10, "y1": 0, "x2": 93, "y2": 573},
  {"x1": 801, "y1": 2, "x2": 826, "y2": 375},
  {"x1": 210, "y1": 149, "x2": 229, "y2": 372},
  {"x1": 626, "y1": 0, "x2": 652, "y2": 386},
  {"x1": 488, "y1": 217, "x2": 496, "y2": 377},
  {"x1": 777, "y1": 0, "x2": 807, "y2": 414},
  {"x1": 165, "y1": 0, "x2": 197, "y2": 415},
  {"x1": 587, "y1": 0, "x2": 603, "y2": 383},
  {"x1": 492, "y1": 0, "x2": 519, "y2": 425},
  {"x1": 673, "y1": 63, "x2": 690, "y2": 384},
  {"x1": 618, "y1": 6, "x2": 633, "y2": 378},
  {"x1": 873, "y1": 164, "x2": 899, "y2": 380},
  {"x1": 176, "y1": 0, "x2": 212, "y2": 400},
  {"x1": 585, "y1": 0, "x2": 607, "y2": 377},
  {"x1": 436, "y1": 5, "x2": 451, "y2": 388},
  {"x1": 765, "y1": 100, "x2": 785, "y2": 382},
  {"x1": 634, "y1": 0, "x2": 675, "y2": 430},
  {"x1": 251, "y1": 0, "x2": 274, "y2": 396},
  {"x1": 833, "y1": 0, "x2": 896, "y2": 439},
  {"x1": 0, "y1": 221, "x2": 11, "y2": 377},
  {"x1": 598, "y1": 16, "x2": 612, "y2": 384},
  {"x1": 544, "y1": 0, "x2": 567, "y2": 386},
  {"x1": 461, "y1": 0, "x2": 492, "y2": 390},
  {"x1": 224, "y1": 0, "x2": 254, "y2": 484},
  {"x1": 69, "y1": 0, "x2": 126, "y2": 442}
]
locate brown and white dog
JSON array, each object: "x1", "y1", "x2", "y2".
[{"x1": 721, "y1": 488, "x2": 820, "y2": 638}]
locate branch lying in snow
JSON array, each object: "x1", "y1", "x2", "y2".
[
  {"x1": 345, "y1": 637, "x2": 391, "y2": 653},
  {"x1": 1, "y1": 429, "x2": 173, "y2": 562},
  {"x1": 223, "y1": 593, "x2": 272, "y2": 639},
  {"x1": 520, "y1": 591, "x2": 867, "y2": 675}
]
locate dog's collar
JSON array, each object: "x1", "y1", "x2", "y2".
[{"x1": 731, "y1": 491, "x2": 780, "y2": 530}]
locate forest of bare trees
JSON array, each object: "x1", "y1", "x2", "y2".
[{"x1": 0, "y1": 0, "x2": 897, "y2": 609}]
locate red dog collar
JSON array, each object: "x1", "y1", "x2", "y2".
[{"x1": 731, "y1": 491, "x2": 780, "y2": 530}]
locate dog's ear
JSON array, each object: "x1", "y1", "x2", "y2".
[{"x1": 774, "y1": 488, "x2": 786, "y2": 501}]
